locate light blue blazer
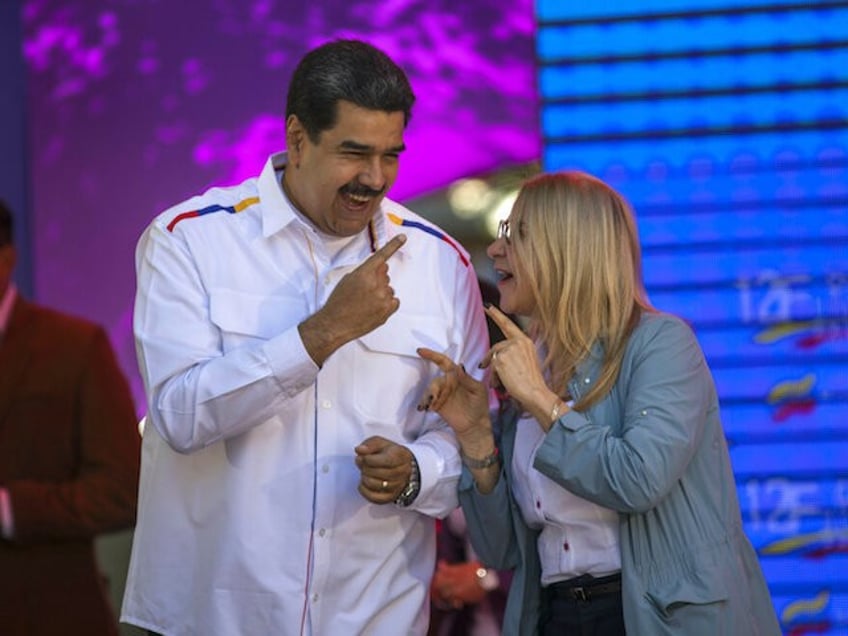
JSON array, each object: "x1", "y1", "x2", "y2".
[{"x1": 459, "y1": 312, "x2": 782, "y2": 635}]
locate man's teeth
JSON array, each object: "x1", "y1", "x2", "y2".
[{"x1": 348, "y1": 193, "x2": 370, "y2": 203}]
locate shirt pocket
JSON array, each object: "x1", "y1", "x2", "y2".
[
  {"x1": 353, "y1": 312, "x2": 451, "y2": 428},
  {"x1": 209, "y1": 287, "x2": 307, "y2": 350}
]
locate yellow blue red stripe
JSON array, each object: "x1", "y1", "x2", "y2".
[
  {"x1": 387, "y1": 212, "x2": 469, "y2": 267},
  {"x1": 167, "y1": 196, "x2": 260, "y2": 232}
]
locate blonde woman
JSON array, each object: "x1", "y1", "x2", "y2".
[{"x1": 418, "y1": 171, "x2": 780, "y2": 635}]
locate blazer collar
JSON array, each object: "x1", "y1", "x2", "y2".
[{"x1": 0, "y1": 296, "x2": 36, "y2": 426}]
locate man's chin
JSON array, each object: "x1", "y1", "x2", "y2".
[{"x1": 329, "y1": 218, "x2": 372, "y2": 238}]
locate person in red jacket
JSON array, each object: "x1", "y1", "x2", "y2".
[{"x1": 0, "y1": 199, "x2": 141, "y2": 635}]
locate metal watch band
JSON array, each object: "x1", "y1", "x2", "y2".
[{"x1": 394, "y1": 455, "x2": 420, "y2": 507}]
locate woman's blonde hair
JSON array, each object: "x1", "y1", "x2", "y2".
[{"x1": 509, "y1": 170, "x2": 654, "y2": 409}]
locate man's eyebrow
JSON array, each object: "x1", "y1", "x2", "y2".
[{"x1": 339, "y1": 140, "x2": 406, "y2": 154}]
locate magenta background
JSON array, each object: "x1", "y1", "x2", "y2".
[{"x1": 22, "y1": 0, "x2": 540, "y2": 411}]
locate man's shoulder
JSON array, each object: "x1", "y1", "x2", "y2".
[
  {"x1": 21, "y1": 298, "x2": 103, "y2": 341},
  {"x1": 381, "y1": 198, "x2": 444, "y2": 233},
  {"x1": 150, "y1": 178, "x2": 262, "y2": 235},
  {"x1": 380, "y1": 199, "x2": 472, "y2": 268}
]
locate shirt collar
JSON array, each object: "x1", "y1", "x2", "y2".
[
  {"x1": 0, "y1": 283, "x2": 17, "y2": 334},
  {"x1": 258, "y1": 151, "x2": 297, "y2": 238}
]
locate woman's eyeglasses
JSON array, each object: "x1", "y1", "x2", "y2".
[{"x1": 497, "y1": 219, "x2": 512, "y2": 245}]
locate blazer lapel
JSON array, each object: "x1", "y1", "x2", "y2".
[{"x1": 0, "y1": 297, "x2": 35, "y2": 427}]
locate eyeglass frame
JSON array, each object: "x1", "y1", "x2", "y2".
[{"x1": 497, "y1": 219, "x2": 512, "y2": 244}]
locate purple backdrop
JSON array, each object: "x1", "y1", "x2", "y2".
[{"x1": 22, "y1": 0, "x2": 540, "y2": 412}]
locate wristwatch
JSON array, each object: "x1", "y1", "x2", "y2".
[
  {"x1": 475, "y1": 566, "x2": 500, "y2": 591},
  {"x1": 394, "y1": 455, "x2": 420, "y2": 507}
]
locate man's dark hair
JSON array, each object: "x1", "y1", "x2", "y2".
[
  {"x1": 0, "y1": 199, "x2": 13, "y2": 247},
  {"x1": 285, "y1": 39, "x2": 415, "y2": 143}
]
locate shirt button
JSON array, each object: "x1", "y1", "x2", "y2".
[
  {"x1": 322, "y1": 464, "x2": 330, "y2": 473},
  {"x1": 563, "y1": 542, "x2": 570, "y2": 551},
  {"x1": 322, "y1": 400, "x2": 332, "y2": 409},
  {"x1": 324, "y1": 276, "x2": 331, "y2": 285},
  {"x1": 583, "y1": 377, "x2": 591, "y2": 384},
  {"x1": 641, "y1": 409, "x2": 648, "y2": 416},
  {"x1": 536, "y1": 500, "x2": 541, "y2": 509},
  {"x1": 318, "y1": 528, "x2": 326, "y2": 537},
  {"x1": 312, "y1": 593, "x2": 319, "y2": 602}
]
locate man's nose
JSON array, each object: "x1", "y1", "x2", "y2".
[{"x1": 359, "y1": 156, "x2": 388, "y2": 191}]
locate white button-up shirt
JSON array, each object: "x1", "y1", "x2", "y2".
[
  {"x1": 511, "y1": 413, "x2": 621, "y2": 584},
  {"x1": 122, "y1": 153, "x2": 489, "y2": 636}
]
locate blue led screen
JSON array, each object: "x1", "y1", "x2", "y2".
[{"x1": 537, "y1": 1, "x2": 847, "y2": 633}]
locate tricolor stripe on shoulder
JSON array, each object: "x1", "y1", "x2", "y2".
[
  {"x1": 167, "y1": 196, "x2": 260, "y2": 232},
  {"x1": 386, "y1": 212, "x2": 469, "y2": 267}
]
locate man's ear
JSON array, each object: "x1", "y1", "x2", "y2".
[{"x1": 285, "y1": 115, "x2": 305, "y2": 163}]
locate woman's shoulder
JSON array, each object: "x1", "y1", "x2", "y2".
[
  {"x1": 619, "y1": 311, "x2": 710, "y2": 385},
  {"x1": 631, "y1": 310, "x2": 698, "y2": 350}
]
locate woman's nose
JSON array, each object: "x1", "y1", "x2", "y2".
[{"x1": 486, "y1": 237, "x2": 506, "y2": 259}]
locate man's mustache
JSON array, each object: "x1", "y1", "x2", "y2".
[{"x1": 340, "y1": 183, "x2": 385, "y2": 198}]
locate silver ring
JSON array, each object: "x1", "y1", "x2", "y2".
[{"x1": 381, "y1": 480, "x2": 388, "y2": 491}]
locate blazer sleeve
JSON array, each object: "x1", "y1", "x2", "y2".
[
  {"x1": 7, "y1": 327, "x2": 141, "y2": 542},
  {"x1": 534, "y1": 316, "x2": 714, "y2": 513},
  {"x1": 458, "y1": 466, "x2": 522, "y2": 571}
]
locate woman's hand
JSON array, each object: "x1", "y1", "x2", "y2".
[
  {"x1": 482, "y1": 305, "x2": 565, "y2": 430},
  {"x1": 430, "y1": 559, "x2": 489, "y2": 609},
  {"x1": 416, "y1": 348, "x2": 491, "y2": 443},
  {"x1": 418, "y1": 348, "x2": 502, "y2": 494}
]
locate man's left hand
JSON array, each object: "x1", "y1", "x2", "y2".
[{"x1": 355, "y1": 436, "x2": 414, "y2": 504}]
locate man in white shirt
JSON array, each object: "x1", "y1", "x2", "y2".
[{"x1": 122, "y1": 39, "x2": 489, "y2": 636}]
